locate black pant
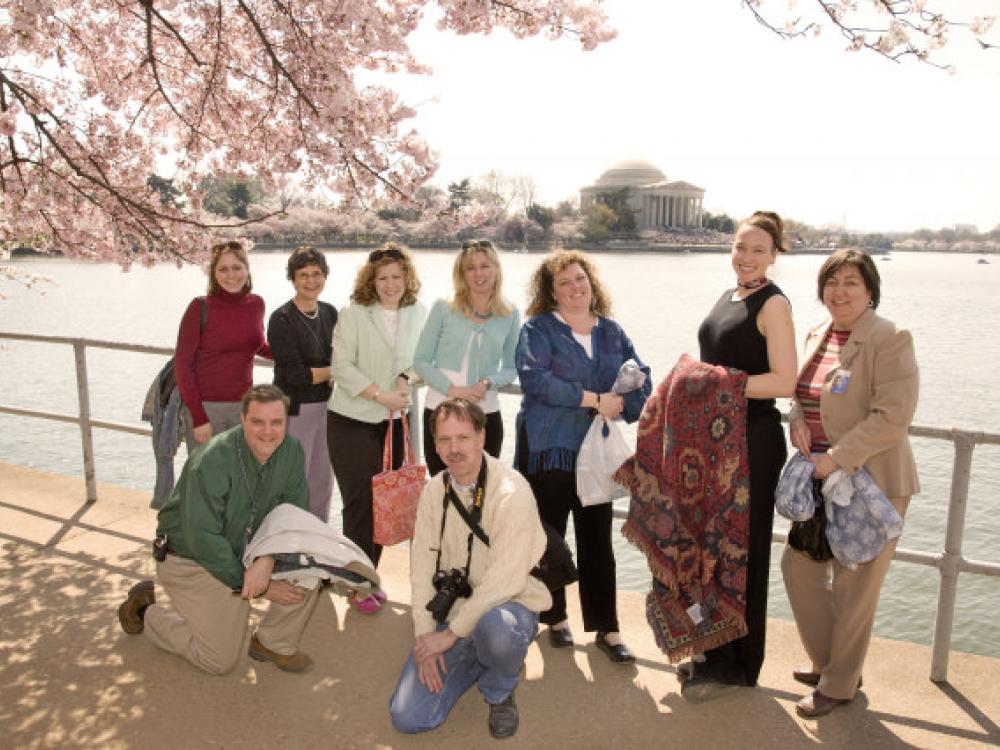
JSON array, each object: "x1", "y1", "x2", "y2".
[
  {"x1": 422, "y1": 408, "x2": 503, "y2": 478},
  {"x1": 702, "y1": 411, "x2": 787, "y2": 686},
  {"x1": 525, "y1": 468, "x2": 619, "y2": 633},
  {"x1": 326, "y1": 410, "x2": 406, "y2": 567}
]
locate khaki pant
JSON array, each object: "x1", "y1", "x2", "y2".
[
  {"x1": 144, "y1": 555, "x2": 319, "y2": 675},
  {"x1": 781, "y1": 496, "x2": 909, "y2": 700}
]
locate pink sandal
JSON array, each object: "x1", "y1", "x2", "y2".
[{"x1": 350, "y1": 590, "x2": 387, "y2": 615}]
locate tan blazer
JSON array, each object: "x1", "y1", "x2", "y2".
[{"x1": 789, "y1": 308, "x2": 920, "y2": 497}]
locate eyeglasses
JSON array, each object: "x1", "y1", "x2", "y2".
[
  {"x1": 461, "y1": 240, "x2": 493, "y2": 251},
  {"x1": 368, "y1": 247, "x2": 404, "y2": 264}
]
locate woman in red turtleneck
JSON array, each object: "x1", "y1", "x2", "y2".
[{"x1": 174, "y1": 241, "x2": 271, "y2": 452}]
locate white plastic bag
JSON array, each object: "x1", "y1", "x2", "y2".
[{"x1": 576, "y1": 416, "x2": 632, "y2": 506}]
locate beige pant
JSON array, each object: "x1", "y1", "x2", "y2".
[
  {"x1": 143, "y1": 555, "x2": 320, "y2": 675},
  {"x1": 781, "y1": 496, "x2": 909, "y2": 700}
]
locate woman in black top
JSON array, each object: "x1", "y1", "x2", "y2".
[
  {"x1": 267, "y1": 246, "x2": 338, "y2": 521},
  {"x1": 681, "y1": 211, "x2": 797, "y2": 701}
]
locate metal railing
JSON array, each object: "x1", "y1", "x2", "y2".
[{"x1": 1, "y1": 330, "x2": 998, "y2": 683}]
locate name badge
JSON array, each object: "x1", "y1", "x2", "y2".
[{"x1": 830, "y1": 369, "x2": 852, "y2": 394}]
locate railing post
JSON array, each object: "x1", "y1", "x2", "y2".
[
  {"x1": 73, "y1": 341, "x2": 98, "y2": 504},
  {"x1": 409, "y1": 384, "x2": 423, "y2": 458},
  {"x1": 930, "y1": 432, "x2": 975, "y2": 682}
]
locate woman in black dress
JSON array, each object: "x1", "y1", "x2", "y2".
[{"x1": 681, "y1": 211, "x2": 797, "y2": 701}]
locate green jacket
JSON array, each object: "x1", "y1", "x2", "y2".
[{"x1": 155, "y1": 426, "x2": 307, "y2": 589}]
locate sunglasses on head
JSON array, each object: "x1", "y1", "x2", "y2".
[
  {"x1": 461, "y1": 240, "x2": 493, "y2": 251},
  {"x1": 212, "y1": 241, "x2": 243, "y2": 256},
  {"x1": 368, "y1": 247, "x2": 404, "y2": 264}
]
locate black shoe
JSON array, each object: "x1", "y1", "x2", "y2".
[
  {"x1": 595, "y1": 632, "x2": 635, "y2": 664},
  {"x1": 118, "y1": 580, "x2": 155, "y2": 634},
  {"x1": 681, "y1": 674, "x2": 744, "y2": 703},
  {"x1": 548, "y1": 626, "x2": 574, "y2": 649},
  {"x1": 488, "y1": 692, "x2": 519, "y2": 739}
]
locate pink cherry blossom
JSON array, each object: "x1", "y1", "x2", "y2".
[{"x1": 0, "y1": 0, "x2": 614, "y2": 265}]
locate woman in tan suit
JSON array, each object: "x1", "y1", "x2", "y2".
[{"x1": 782, "y1": 248, "x2": 919, "y2": 717}]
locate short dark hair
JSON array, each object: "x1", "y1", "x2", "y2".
[
  {"x1": 430, "y1": 398, "x2": 486, "y2": 437},
  {"x1": 817, "y1": 248, "x2": 881, "y2": 309},
  {"x1": 286, "y1": 245, "x2": 329, "y2": 281},
  {"x1": 241, "y1": 384, "x2": 290, "y2": 416}
]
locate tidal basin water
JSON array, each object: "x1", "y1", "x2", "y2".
[{"x1": 1, "y1": 250, "x2": 998, "y2": 658}]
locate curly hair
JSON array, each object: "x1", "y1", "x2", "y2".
[
  {"x1": 525, "y1": 249, "x2": 611, "y2": 317},
  {"x1": 207, "y1": 241, "x2": 252, "y2": 296},
  {"x1": 451, "y1": 240, "x2": 512, "y2": 317},
  {"x1": 350, "y1": 242, "x2": 421, "y2": 307}
]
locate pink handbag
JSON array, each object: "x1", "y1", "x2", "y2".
[{"x1": 372, "y1": 416, "x2": 427, "y2": 546}]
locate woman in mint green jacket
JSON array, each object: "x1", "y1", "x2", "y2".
[
  {"x1": 413, "y1": 240, "x2": 519, "y2": 476},
  {"x1": 327, "y1": 243, "x2": 426, "y2": 613}
]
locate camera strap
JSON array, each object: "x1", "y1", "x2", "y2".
[{"x1": 434, "y1": 459, "x2": 489, "y2": 575}]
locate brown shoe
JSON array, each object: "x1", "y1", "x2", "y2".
[
  {"x1": 248, "y1": 634, "x2": 313, "y2": 673},
  {"x1": 792, "y1": 667, "x2": 821, "y2": 687},
  {"x1": 118, "y1": 580, "x2": 155, "y2": 634},
  {"x1": 796, "y1": 689, "x2": 851, "y2": 718}
]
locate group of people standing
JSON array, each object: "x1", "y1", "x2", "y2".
[{"x1": 144, "y1": 213, "x2": 918, "y2": 732}]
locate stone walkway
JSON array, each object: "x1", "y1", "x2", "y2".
[{"x1": 1, "y1": 460, "x2": 998, "y2": 749}]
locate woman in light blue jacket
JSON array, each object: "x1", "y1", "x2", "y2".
[
  {"x1": 413, "y1": 240, "x2": 519, "y2": 476},
  {"x1": 328, "y1": 243, "x2": 426, "y2": 613}
]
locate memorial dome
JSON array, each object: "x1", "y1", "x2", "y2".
[{"x1": 593, "y1": 160, "x2": 667, "y2": 188}]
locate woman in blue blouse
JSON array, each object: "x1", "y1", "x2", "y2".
[
  {"x1": 413, "y1": 240, "x2": 519, "y2": 476},
  {"x1": 515, "y1": 250, "x2": 651, "y2": 663}
]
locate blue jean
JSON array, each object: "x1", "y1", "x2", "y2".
[{"x1": 389, "y1": 603, "x2": 539, "y2": 734}]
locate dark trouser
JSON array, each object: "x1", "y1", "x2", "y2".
[
  {"x1": 326, "y1": 410, "x2": 406, "y2": 567},
  {"x1": 422, "y1": 408, "x2": 503, "y2": 478},
  {"x1": 525, "y1": 468, "x2": 619, "y2": 634},
  {"x1": 702, "y1": 411, "x2": 787, "y2": 687}
]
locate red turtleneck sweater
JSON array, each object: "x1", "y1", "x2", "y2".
[{"x1": 174, "y1": 289, "x2": 271, "y2": 427}]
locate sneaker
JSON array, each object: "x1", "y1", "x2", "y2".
[
  {"x1": 118, "y1": 580, "x2": 155, "y2": 634},
  {"x1": 248, "y1": 634, "x2": 314, "y2": 673},
  {"x1": 487, "y1": 692, "x2": 519, "y2": 739}
]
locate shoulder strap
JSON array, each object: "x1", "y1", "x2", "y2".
[
  {"x1": 198, "y1": 296, "x2": 208, "y2": 333},
  {"x1": 440, "y1": 470, "x2": 491, "y2": 547}
]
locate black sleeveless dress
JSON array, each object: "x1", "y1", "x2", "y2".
[{"x1": 696, "y1": 284, "x2": 789, "y2": 687}]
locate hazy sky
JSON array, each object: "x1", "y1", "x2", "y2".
[{"x1": 388, "y1": 1, "x2": 999, "y2": 233}]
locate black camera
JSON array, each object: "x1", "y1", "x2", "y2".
[{"x1": 426, "y1": 568, "x2": 473, "y2": 623}]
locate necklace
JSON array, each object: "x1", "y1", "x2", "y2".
[
  {"x1": 737, "y1": 277, "x2": 769, "y2": 290},
  {"x1": 294, "y1": 304, "x2": 324, "y2": 351},
  {"x1": 472, "y1": 309, "x2": 491, "y2": 321}
]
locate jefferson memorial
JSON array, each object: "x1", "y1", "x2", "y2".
[{"x1": 579, "y1": 160, "x2": 705, "y2": 229}]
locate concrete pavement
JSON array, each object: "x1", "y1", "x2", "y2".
[{"x1": 1, "y1": 460, "x2": 998, "y2": 749}]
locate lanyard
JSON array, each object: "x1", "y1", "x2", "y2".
[
  {"x1": 434, "y1": 458, "x2": 488, "y2": 575},
  {"x1": 235, "y1": 439, "x2": 260, "y2": 555}
]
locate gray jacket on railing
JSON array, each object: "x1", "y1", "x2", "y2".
[{"x1": 141, "y1": 361, "x2": 186, "y2": 509}]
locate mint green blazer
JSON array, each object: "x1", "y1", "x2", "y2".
[{"x1": 328, "y1": 301, "x2": 427, "y2": 424}]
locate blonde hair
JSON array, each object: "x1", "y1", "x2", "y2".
[
  {"x1": 450, "y1": 240, "x2": 512, "y2": 317},
  {"x1": 350, "y1": 242, "x2": 421, "y2": 306},
  {"x1": 207, "y1": 241, "x2": 252, "y2": 295},
  {"x1": 525, "y1": 249, "x2": 611, "y2": 317}
]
